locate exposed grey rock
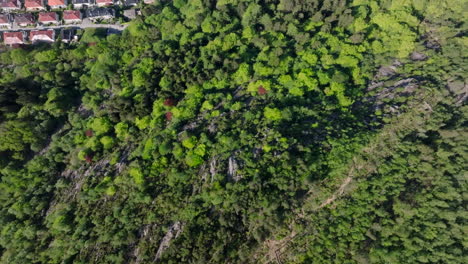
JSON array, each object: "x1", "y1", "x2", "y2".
[
  {"x1": 228, "y1": 156, "x2": 242, "y2": 182},
  {"x1": 410, "y1": 51, "x2": 428, "y2": 61},
  {"x1": 154, "y1": 221, "x2": 184, "y2": 262}
]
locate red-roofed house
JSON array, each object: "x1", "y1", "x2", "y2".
[
  {"x1": 0, "y1": 14, "x2": 12, "y2": 29},
  {"x1": 30, "y1": 29, "x2": 55, "y2": 44},
  {"x1": 38, "y1": 12, "x2": 59, "y2": 25},
  {"x1": 47, "y1": 0, "x2": 67, "y2": 8},
  {"x1": 0, "y1": 0, "x2": 20, "y2": 10},
  {"x1": 3, "y1": 31, "x2": 25, "y2": 46},
  {"x1": 63, "y1": 10, "x2": 82, "y2": 24},
  {"x1": 25, "y1": 0, "x2": 46, "y2": 10},
  {"x1": 14, "y1": 13, "x2": 35, "y2": 27},
  {"x1": 96, "y1": 0, "x2": 113, "y2": 6}
]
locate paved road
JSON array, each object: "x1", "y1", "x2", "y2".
[{"x1": 0, "y1": 18, "x2": 128, "y2": 32}]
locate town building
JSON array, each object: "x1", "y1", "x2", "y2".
[
  {"x1": 30, "y1": 29, "x2": 55, "y2": 44},
  {"x1": 38, "y1": 12, "x2": 59, "y2": 25},
  {"x1": 0, "y1": 13, "x2": 12, "y2": 28},
  {"x1": 47, "y1": 0, "x2": 67, "y2": 8},
  {"x1": 3, "y1": 31, "x2": 25, "y2": 46},
  {"x1": 0, "y1": 0, "x2": 20, "y2": 11},
  {"x1": 86, "y1": 7, "x2": 114, "y2": 21},
  {"x1": 63, "y1": 10, "x2": 81, "y2": 23},
  {"x1": 14, "y1": 13, "x2": 35, "y2": 27},
  {"x1": 95, "y1": 0, "x2": 113, "y2": 6},
  {"x1": 25, "y1": 0, "x2": 46, "y2": 10},
  {"x1": 72, "y1": 0, "x2": 93, "y2": 8}
]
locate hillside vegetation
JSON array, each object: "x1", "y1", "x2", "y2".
[{"x1": 0, "y1": 0, "x2": 466, "y2": 263}]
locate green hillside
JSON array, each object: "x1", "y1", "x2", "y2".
[{"x1": 0, "y1": 0, "x2": 466, "y2": 263}]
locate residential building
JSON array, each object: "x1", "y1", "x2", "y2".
[
  {"x1": 0, "y1": 0, "x2": 20, "y2": 11},
  {"x1": 72, "y1": 0, "x2": 93, "y2": 8},
  {"x1": 3, "y1": 31, "x2": 24, "y2": 46},
  {"x1": 60, "y1": 28, "x2": 77, "y2": 43},
  {"x1": 47, "y1": 0, "x2": 67, "y2": 8},
  {"x1": 123, "y1": 0, "x2": 137, "y2": 6},
  {"x1": 86, "y1": 7, "x2": 114, "y2": 21},
  {"x1": 30, "y1": 29, "x2": 55, "y2": 44},
  {"x1": 123, "y1": 8, "x2": 136, "y2": 20},
  {"x1": 0, "y1": 13, "x2": 12, "y2": 28},
  {"x1": 14, "y1": 13, "x2": 35, "y2": 27},
  {"x1": 63, "y1": 10, "x2": 81, "y2": 23},
  {"x1": 38, "y1": 12, "x2": 59, "y2": 25},
  {"x1": 95, "y1": 0, "x2": 112, "y2": 6},
  {"x1": 25, "y1": 0, "x2": 46, "y2": 10}
]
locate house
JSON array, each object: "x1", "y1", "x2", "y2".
[
  {"x1": 63, "y1": 10, "x2": 81, "y2": 23},
  {"x1": 72, "y1": 0, "x2": 93, "y2": 8},
  {"x1": 38, "y1": 12, "x2": 59, "y2": 25},
  {"x1": 123, "y1": 0, "x2": 138, "y2": 6},
  {"x1": 30, "y1": 29, "x2": 55, "y2": 44},
  {"x1": 86, "y1": 7, "x2": 114, "y2": 21},
  {"x1": 0, "y1": 14, "x2": 12, "y2": 28},
  {"x1": 123, "y1": 8, "x2": 136, "y2": 19},
  {"x1": 47, "y1": 0, "x2": 67, "y2": 8},
  {"x1": 60, "y1": 28, "x2": 77, "y2": 43},
  {"x1": 0, "y1": 0, "x2": 20, "y2": 10},
  {"x1": 25, "y1": 0, "x2": 46, "y2": 10},
  {"x1": 3, "y1": 31, "x2": 25, "y2": 46},
  {"x1": 95, "y1": 0, "x2": 112, "y2": 6},
  {"x1": 14, "y1": 13, "x2": 35, "y2": 27}
]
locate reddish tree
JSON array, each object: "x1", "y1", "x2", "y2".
[
  {"x1": 88, "y1": 42, "x2": 96, "y2": 46},
  {"x1": 85, "y1": 155, "x2": 93, "y2": 163},
  {"x1": 85, "y1": 129, "x2": 93, "y2": 137},
  {"x1": 258, "y1": 86, "x2": 267, "y2": 95},
  {"x1": 163, "y1": 98, "x2": 176, "y2": 107},
  {"x1": 165, "y1": 112, "x2": 173, "y2": 121}
]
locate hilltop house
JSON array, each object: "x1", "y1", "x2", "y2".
[
  {"x1": 38, "y1": 12, "x2": 59, "y2": 25},
  {"x1": 86, "y1": 7, "x2": 114, "y2": 21},
  {"x1": 0, "y1": 13, "x2": 12, "y2": 28},
  {"x1": 25, "y1": 0, "x2": 46, "y2": 10},
  {"x1": 30, "y1": 29, "x2": 55, "y2": 44},
  {"x1": 47, "y1": 0, "x2": 67, "y2": 8},
  {"x1": 63, "y1": 10, "x2": 81, "y2": 23},
  {"x1": 72, "y1": 0, "x2": 93, "y2": 8},
  {"x1": 3, "y1": 31, "x2": 25, "y2": 46},
  {"x1": 0, "y1": 0, "x2": 20, "y2": 10},
  {"x1": 14, "y1": 13, "x2": 35, "y2": 27}
]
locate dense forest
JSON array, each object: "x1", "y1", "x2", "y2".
[{"x1": 0, "y1": 0, "x2": 466, "y2": 263}]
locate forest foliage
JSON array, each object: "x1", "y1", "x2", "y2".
[{"x1": 0, "y1": 0, "x2": 466, "y2": 263}]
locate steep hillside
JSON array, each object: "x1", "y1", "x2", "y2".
[{"x1": 0, "y1": 1, "x2": 466, "y2": 263}]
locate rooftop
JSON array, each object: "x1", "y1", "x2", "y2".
[
  {"x1": 72, "y1": 0, "x2": 91, "y2": 4},
  {"x1": 47, "y1": 0, "x2": 66, "y2": 6},
  {"x1": 38, "y1": 12, "x2": 58, "y2": 22},
  {"x1": 86, "y1": 7, "x2": 115, "y2": 18},
  {"x1": 30, "y1": 29, "x2": 55, "y2": 42},
  {"x1": 25, "y1": 0, "x2": 44, "y2": 8},
  {"x1": 3, "y1": 31, "x2": 24, "y2": 45},
  {"x1": 63, "y1": 10, "x2": 81, "y2": 20},
  {"x1": 0, "y1": 14, "x2": 10, "y2": 24},
  {"x1": 0, "y1": 0, "x2": 19, "y2": 8},
  {"x1": 14, "y1": 13, "x2": 35, "y2": 24}
]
